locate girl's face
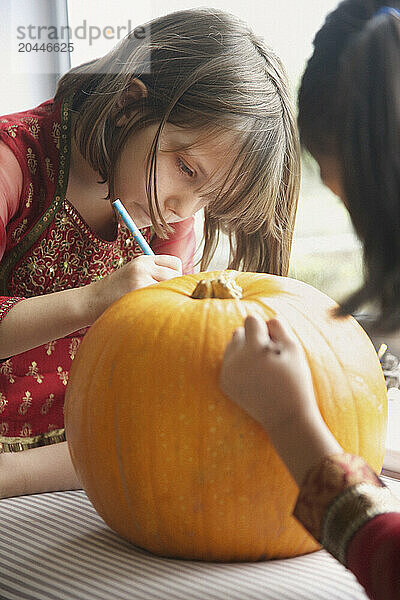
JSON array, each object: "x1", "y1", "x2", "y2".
[{"x1": 114, "y1": 123, "x2": 236, "y2": 229}]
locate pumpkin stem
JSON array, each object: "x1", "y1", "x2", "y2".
[{"x1": 191, "y1": 275, "x2": 243, "y2": 299}]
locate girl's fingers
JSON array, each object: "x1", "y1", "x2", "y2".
[
  {"x1": 154, "y1": 254, "x2": 183, "y2": 274},
  {"x1": 244, "y1": 314, "x2": 270, "y2": 350},
  {"x1": 228, "y1": 326, "x2": 245, "y2": 350},
  {"x1": 232, "y1": 327, "x2": 245, "y2": 344},
  {"x1": 224, "y1": 326, "x2": 245, "y2": 357},
  {"x1": 267, "y1": 317, "x2": 295, "y2": 346},
  {"x1": 151, "y1": 265, "x2": 183, "y2": 282}
]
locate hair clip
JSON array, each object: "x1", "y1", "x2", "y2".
[{"x1": 375, "y1": 6, "x2": 400, "y2": 18}]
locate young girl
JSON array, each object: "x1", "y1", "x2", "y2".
[
  {"x1": 221, "y1": 2, "x2": 400, "y2": 599},
  {"x1": 0, "y1": 8, "x2": 300, "y2": 495}
]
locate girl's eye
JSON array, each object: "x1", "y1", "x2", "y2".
[{"x1": 177, "y1": 157, "x2": 194, "y2": 178}]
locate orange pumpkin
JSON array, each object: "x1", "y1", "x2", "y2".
[{"x1": 65, "y1": 271, "x2": 387, "y2": 562}]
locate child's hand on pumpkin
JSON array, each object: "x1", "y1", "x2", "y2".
[
  {"x1": 84, "y1": 254, "x2": 182, "y2": 324},
  {"x1": 220, "y1": 314, "x2": 343, "y2": 485},
  {"x1": 219, "y1": 314, "x2": 319, "y2": 436}
]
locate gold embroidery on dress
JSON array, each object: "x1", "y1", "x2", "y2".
[
  {"x1": 0, "y1": 427, "x2": 66, "y2": 452},
  {"x1": 20, "y1": 423, "x2": 33, "y2": 437},
  {"x1": 57, "y1": 366, "x2": 69, "y2": 386},
  {"x1": 19, "y1": 391, "x2": 33, "y2": 415},
  {"x1": 26, "y1": 182, "x2": 33, "y2": 208},
  {"x1": 0, "y1": 392, "x2": 7, "y2": 414},
  {"x1": 41, "y1": 393, "x2": 55, "y2": 415},
  {"x1": 52, "y1": 122, "x2": 60, "y2": 149},
  {"x1": 7, "y1": 125, "x2": 18, "y2": 138},
  {"x1": 0, "y1": 423, "x2": 9, "y2": 436},
  {"x1": 80, "y1": 262, "x2": 90, "y2": 277},
  {"x1": 12, "y1": 218, "x2": 28, "y2": 243},
  {"x1": 21, "y1": 117, "x2": 40, "y2": 139},
  {"x1": 45, "y1": 340, "x2": 56, "y2": 356},
  {"x1": 39, "y1": 186, "x2": 46, "y2": 213},
  {"x1": 9, "y1": 199, "x2": 152, "y2": 298},
  {"x1": 22, "y1": 255, "x2": 37, "y2": 277},
  {"x1": 69, "y1": 337, "x2": 81, "y2": 360},
  {"x1": 45, "y1": 157, "x2": 55, "y2": 182},
  {"x1": 57, "y1": 125, "x2": 68, "y2": 188},
  {"x1": 62, "y1": 258, "x2": 73, "y2": 275},
  {"x1": 0, "y1": 359, "x2": 15, "y2": 384},
  {"x1": 58, "y1": 212, "x2": 70, "y2": 230},
  {"x1": 26, "y1": 361, "x2": 44, "y2": 384},
  {"x1": 26, "y1": 147, "x2": 38, "y2": 174}
]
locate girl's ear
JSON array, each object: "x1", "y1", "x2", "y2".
[{"x1": 114, "y1": 78, "x2": 148, "y2": 127}]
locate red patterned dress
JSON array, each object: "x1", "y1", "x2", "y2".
[{"x1": 0, "y1": 96, "x2": 195, "y2": 452}]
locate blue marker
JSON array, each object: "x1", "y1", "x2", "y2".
[{"x1": 112, "y1": 199, "x2": 154, "y2": 256}]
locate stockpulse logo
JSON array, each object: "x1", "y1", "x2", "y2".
[{"x1": 17, "y1": 20, "x2": 147, "y2": 46}]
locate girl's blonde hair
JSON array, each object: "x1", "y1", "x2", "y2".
[{"x1": 55, "y1": 8, "x2": 300, "y2": 275}]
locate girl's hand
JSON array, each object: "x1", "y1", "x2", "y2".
[
  {"x1": 219, "y1": 315, "x2": 319, "y2": 435},
  {"x1": 220, "y1": 315, "x2": 342, "y2": 486},
  {"x1": 85, "y1": 254, "x2": 182, "y2": 323}
]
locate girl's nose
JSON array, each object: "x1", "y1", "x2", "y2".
[{"x1": 165, "y1": 198, "x2": 197, "y2": 221}]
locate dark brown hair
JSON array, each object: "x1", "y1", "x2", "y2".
[
  {"x1": 298, "y1": 0, "x2": 400, "y2": 330},
  {"x1": 55, "y1": 8, "x2": 300, "y2": 275}
]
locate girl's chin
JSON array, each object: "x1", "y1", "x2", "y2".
[
  {"x1": 129, "y1": 204, "x2": 152, "y2": 228},
  {"x1": 132, "y1": 216, "x2": 151, "y2": 228},
  {"x1": 127, "y1": 203, "x2": 182, "y2": 229}
]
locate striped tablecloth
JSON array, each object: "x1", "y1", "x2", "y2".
[{"x1": 2, "y1": 476, "x2": 399, "y2": 600}]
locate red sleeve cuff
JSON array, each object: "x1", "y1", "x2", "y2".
[{"x1": 347, "y1": 512, "x2": 400, "y2": 600}]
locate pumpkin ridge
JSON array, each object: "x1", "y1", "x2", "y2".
[
  {"x1": 150, "y1": 303, "x2": 198, "y2": 551},
  {"x1": 113, "y1": 354, "x2": 141, "y2": 537},
  {"x1": 196, "y1": 295, "x2": 212, "y2": 555},
  {"x1": 67, "y1": 324, "x2": 122, "y2": 515},
  {"x1": 118, "y1": 298, "x2": 181, "y2": 544},
  {"x1": 104, "y1": 297, "x2": 168, "y2": 532}
]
